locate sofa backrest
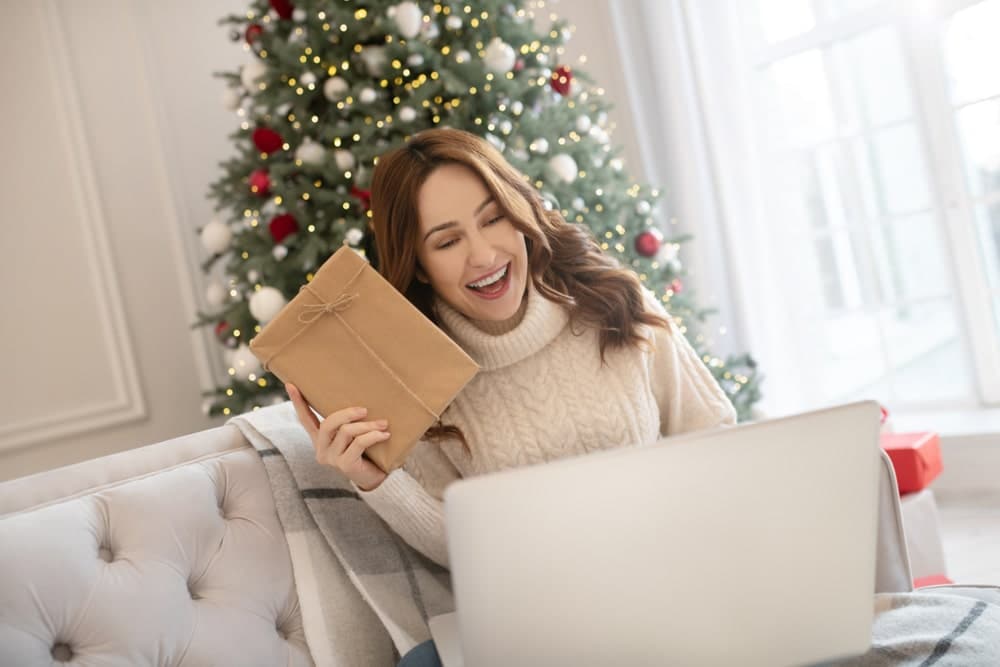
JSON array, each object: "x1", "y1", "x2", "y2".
[{"x1": 0, "y1": 425, "x2": 312, "y2": 666}]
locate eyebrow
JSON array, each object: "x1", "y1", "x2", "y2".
[{"x1": 422, "y1": 196, "x2": 495, "y2": 242}]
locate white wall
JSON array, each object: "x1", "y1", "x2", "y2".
[
  {"x1": 0, "y1": 0, "x2": 245, "y2": 480},
  {"x1": 0, "y1": 0, "x2": 667, "y2": 481}
]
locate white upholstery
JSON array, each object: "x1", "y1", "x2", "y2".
[
  {"x1": 0, "y1": 425, "x2": 311, "y2": 666},
  {"x1": 0, "y1": 423, "x2": 915, "y2": 666}
]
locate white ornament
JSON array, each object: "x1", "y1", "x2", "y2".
[
  {"x1": 572, "y1": 197, "x2": 585, "y2": 211},
  {"x1": 345, "y1": 228, "x2": 364, "y2": 246},
  {"x1": 548, "y1": 154, "x2": 579, "y2": 183},
  {"x1": 509, "y1": 148, "x2": 529, "y2": 161},
  {"x1": 575, "y1": 115, "x2": 592, "y2": 133},
  {"x1": 249, "y1": 286, "x2": 287, "y2": 324},
  {"x1": 323, "y1": 76, "x2": 349, "y2": 101},
  {"x1": 407, "y1": 53, "x2": 425, "y2": 67},
  {"x1": 446, "y1": 15, "x2": 463, "y2": 30},
  {"x1": 499, "y1": 120, "x2": 513, "y2": 135},
  {"x1": 200, "y1": 218, "x2": 232, "y2": 254},
  {"x1": 657, "y1": 243, "x2": 679, "y2": 263},
  {"x1": 299, "y1": 71, "x2": 317, "y2": 88},
  {"x1": 394, "y1": 1, "x2": 423, "y2": 39},
  {"x1": 635, "y1": 200, "x2": 652, "y2": 216},
  {"x1": 272, "y1": 245, "x2": 288, "y2": 261},
  {"x1": 542, "y1": 198, "x2": 554, "y2": 211},
  {"x1": 421, "y1": 20, "x2": 440, "y2": 39},
  {"x1": 222, "y1": 87, "x2": 242, "y2": 111},
  {"x1": 359, "y1": 87, "x2": 377, "y2": 104},
  {"x1": 295, "y1": 139, "x2": 326, "y2": 166},
  {"x1": 387, "y1": 5, "x2": 397, "y2": 18},
  {"x1": 483, "y1": 37, "x2": 516, "y2": 73},
  {"x1": 292, "y1": 8, "x2": 307, "y2": 22},
  {"x1": 205, "y1": 281, "x2": 228, "y2": 307},
  {"x1": 275, "y1": 102, "x2": 292, "y2": 117},
  {"x1": 247, "y1": 269, "x2": 260, "y2": 284},
  {"x1": 485, "y1": 133, "x2": 505, "y2": 151},
  {"x1": 398, "y1": 106, "x2": 417, "y2": 122},
  {"x1": 609, "y1": 157, "x2": 624, "y2": 172},
  {"x1": 569, "y1": 79, "x2": 582, "y2": 97},
  {"x1": 334, "y1": 149, "x2": 356, "y2": 172},
  {"x1": 228, "y1": 344, "x2": 263, "y2": 378},
  {"x1": 456, "y1": 49, "x2": 471, "y2": 63},
  {"x1": 240, "y1": 60, "x2": 269, "y2": 92},
  {"x1": 536, "y1": 53, "x2": 548, "y2": 66},
  {"x1": 360, "y1": 46, "x2": 387, "y2": 76},
  {"x1": 529, "y1": 137, "x2": 549, "y2": 154},
  {"x1": 511, "y1": 101, "x2": 524, "y2": 115}
]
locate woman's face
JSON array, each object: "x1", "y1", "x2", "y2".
[{"x1": 415, "y1": 163, "x2": 529, "y2": 324}]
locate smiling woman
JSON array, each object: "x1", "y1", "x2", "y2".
[
  {"x1": 282, "y1": 127, "x2": 739, "y2": 665},
  {"x1": 414, "y1": 163, "x2": 530, "y2": 331}
]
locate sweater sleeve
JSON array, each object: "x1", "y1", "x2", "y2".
[
  {"x1": 644, "y1": 291, "x2": 738, "y2": 436},
  {"x1": 351, "y1": 439, "x2": 459, "y2": 568}
]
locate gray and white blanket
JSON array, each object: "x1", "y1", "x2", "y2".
[
  {"x1": 229, "y1": 402, "x2": 454, "y2": 667},
  {"x1": 231, "y1": 403, "x2": 1000, "y2": 666}
]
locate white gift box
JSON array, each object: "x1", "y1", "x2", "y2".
[{"x1": 900, "y1": 488, "x2": 948, "y2": 581}]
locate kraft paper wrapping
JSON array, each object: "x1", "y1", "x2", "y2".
[{"x1": 249, "y1": 245, "x2": 479, "y2": 472}]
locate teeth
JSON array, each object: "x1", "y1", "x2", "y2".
[{"x1": 468, "y1": 264, "x2": 508, "y2": 288}]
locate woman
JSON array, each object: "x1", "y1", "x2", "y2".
[{"x1": 286, "y1": 127, "x2": 736, "y2": 666}]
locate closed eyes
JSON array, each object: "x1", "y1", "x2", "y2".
[{"x1": 435, "y1": 216, "x2": 505, "y2": 249}]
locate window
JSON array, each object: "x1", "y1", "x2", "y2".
[{"x1": 687, "y1": 0, "x2": 1000, "y2": 415}]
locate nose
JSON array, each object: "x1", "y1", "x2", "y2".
[{"x1": 466, "y1": 229, "x2": 497, "y2": 268}]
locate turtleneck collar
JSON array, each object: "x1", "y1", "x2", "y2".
[{"x1": 433, "y1": 282, "x2": 570, "y2": 371}]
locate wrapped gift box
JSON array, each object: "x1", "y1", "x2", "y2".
[
  {"x1": 250, "y1": 245, "x2": 480, "y2": 473},
  {"x1": 880, "y1": 431, "x2": 942, "y2": 495}
]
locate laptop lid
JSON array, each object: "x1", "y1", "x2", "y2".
[{"x1": 442, "y1": 401, "x2": 882, "y2": 667}]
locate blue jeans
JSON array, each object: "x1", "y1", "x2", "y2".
[{"x1": 397, "y1": 639, "x2": 443, "y2": 667}]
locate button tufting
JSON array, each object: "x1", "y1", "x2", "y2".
[
  {"x1": 189, "y1": 588, "x2": 202, "y2": 600},
  {"x1": 51, "y1": 642, "x2": 73, "y2": 661},
  {"x1": 277, "y1": 626, "x2": 288, "y2": 640},
  {"x1": 98, "y1": 545, "x2": 113, "y2": 563}
]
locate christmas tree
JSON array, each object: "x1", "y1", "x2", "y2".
[{"x1": 195, "y1": 0, "x2": 762, "y2": 420}]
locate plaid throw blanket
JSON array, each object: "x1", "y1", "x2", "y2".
[
  {"x1": 828, "y1": 589, "x2": 1000, "y2": 666},
  {"x1": 228, "y1": 402, "x2": 454, "y2": 667}
]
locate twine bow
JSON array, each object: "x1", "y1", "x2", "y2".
[{"x1": 297, "y1": 288, "x2": 358, "y2": 324}]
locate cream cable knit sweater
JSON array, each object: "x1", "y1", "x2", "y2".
[{"x1": 356, "y1": 284, "x2": 737, "y2": 567}]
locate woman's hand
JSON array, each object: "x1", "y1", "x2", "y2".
[{"x1": 285, "y1": 383, "x2": 390, "y2": 491}]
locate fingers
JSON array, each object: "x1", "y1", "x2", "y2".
[
  {"x1": 342, "y1": 428, "x2": 392, "y2": 466},
  {"x1": 285, "y1": 384, "x2": 320, "y2": 438},
  {"x1": 328, "y1": 418, "x2": 388, "y2": 455}
]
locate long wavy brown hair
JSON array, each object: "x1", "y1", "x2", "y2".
[{"x1": 369, "y1": 127, "x2": 671, "y2": 447}]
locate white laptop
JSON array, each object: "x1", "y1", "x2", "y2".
[{"x1": 430, "y1": 401, "x2": 882, "y2": 667}]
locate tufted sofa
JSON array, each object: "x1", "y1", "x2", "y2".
[
  {"x1": 0, "y1": 418, "x2": 986, "y2": 666},
  {"x1": 0, "y1": 424, "x2": 311, "y2": 666}
]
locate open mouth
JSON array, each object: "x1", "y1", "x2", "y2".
[{"x1": 466, "y1": 262, "x2": 511, "y2": 298}]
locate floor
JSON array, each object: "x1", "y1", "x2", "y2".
[{"x1": 936, "y1": 491, "x2": 1000, "y2": 586}]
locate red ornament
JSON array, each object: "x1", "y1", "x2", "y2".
[
  {"x1": 550, "y1": 65, "x2": 572, "y2": 96},
  {"x1": 634, "y1": 229, "x2": 662, "y2": 257},
  {"x1": 514, "y1": 58, "x2": 525, "y2": 72},
  {"x1": 245, "y1": 23, "x2": 263, "y2": 44},
  {"x1": 214, "y1": 321, "x2": 229, "y2": 338},
  {"x1": 351, "y1": 185, "x2": 372, "y2": 212},
  {"x1": 249, "y1": 169, "x2": 271, "y2": 197},
  {"x1": 269, "y1": 0, "x2": 294, "y2": 19},
  {"x1": 268, "y1": 213, "x2": 299, "y2": 244},
  {"x1": 252, "y1": 127, "x2": 284, "y2": 154},
  {"x1": 669, "y1": 279, "x2": 684, "y2": 294}
]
